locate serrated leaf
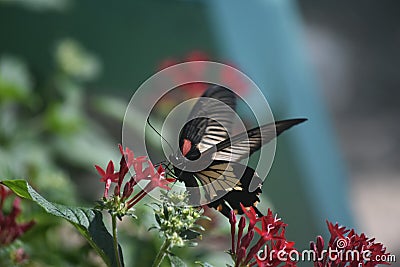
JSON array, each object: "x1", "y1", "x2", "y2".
[
  {"x1": 1, "y1": 179, "x2": 124, "y2": 267},
  {"x1": 168, "y1": 253, "x2": 187, "y2": 267}
]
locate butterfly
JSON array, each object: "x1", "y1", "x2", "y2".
[{"x1": 165, "y1": 85, "x2": 306, "y2": 218}]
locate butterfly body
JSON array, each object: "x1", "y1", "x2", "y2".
[{"x1": 166, "y1": 85, "x2": 306, "y2": 217}]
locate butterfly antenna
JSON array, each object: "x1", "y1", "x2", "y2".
[{"x1": 146, "y1": 117, "x2": 175, "y2": 154}]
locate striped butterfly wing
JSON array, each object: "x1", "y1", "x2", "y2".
[
  {"x1": 193, "y1": 119, "x2": 307, "y2": 217},
  {"x1": 207, "y1": 119, "x2": 307, "y2": 162},
  {"x1": 194, "y1": 161, "x2": 263, "y2": 218},
  {"x1": 175, "y1": 86, "x2": 307, "y2": 217},
  {"x1": 179, "y1": 85, "x2": 236, "y2": 155}
]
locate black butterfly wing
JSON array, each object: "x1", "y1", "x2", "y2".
[
  {"x1": 207, "y1": 119, "x2": 307, "y2": 162},
  {"x1": 194, "y1": 161, "x2": 241, "y2": 199},
  {"x1": 194, "y1": 161, "x2": 263, "y2": 218},
  {"x1": 175, "y1": 86, "x2": 306, "y2": 217},
  {"x1": 179, "y1": 85, "x2": 236, "y2": 154},
  {"x1": 194, "y1": 119, "x2": 306, "y2": 217}
]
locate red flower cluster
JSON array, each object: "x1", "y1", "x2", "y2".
[
  {"x1": 159, "y1": 51, "x2": 248, "y2": 97},
  {"x1": 0, "y1": 185, "x2": 35, "y2": 246},
  {"x1": 95, "y1": 145, "x2": 175, "y2": 212},
  {"x1": 310, "y1": 221, "x2": 391, "y2": 267},
  {"x1": 229, "y1": 204, "x2": 297, "y2": 267}
]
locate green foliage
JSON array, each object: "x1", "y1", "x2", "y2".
[
  {"x1": 0, "y1": 240, "x2": 29, "y2": 267},
  {"x1": 55, "y1": 38, "x2": 101, "y2": 82},
  {"x1": 0, "y1": 55, "x2": 32, "y2": 102},
  {"x1": 0, "y1": 5, "x2": 228, "y2": 265},
  {"x1": 0, "y1": 35, "x2": 121, "y2": 265},
  {"x1": 168, "y1": 253, "x2": 187, "y2": 267},
  {"x1": 2, "y1": 179, "x2": 123, "y2": 267},
  {"x1": 149, "y1": 192, "x2": 211, "y2": 266},
  {"x1": 195, "y1": 261, "x2": 215, "y2": 267},
  {"x1": 151, "y1": 192, "x2": 207, "y2": 248}
]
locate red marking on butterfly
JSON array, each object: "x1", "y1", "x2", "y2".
[{"x1": 182, "y1": 139, "x2": 192, "y2": 156}]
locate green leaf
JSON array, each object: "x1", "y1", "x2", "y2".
[
  {"x1": 55, "y1": 38, "x2": 101, "y2": 81},
  {"x1": 0, "y1": 55, "x2": 32, "y2": 102},
  {"x1": 186, "y1": 241, "x2": 198, "y2": 247},
  {"x1": 190, "y1": 224, "x2": 205, "y2": 232},
  {"x1": 148, "y1": 226, "x2": 159, "y2": 232},
  {"x1": 179, "y1": 229, "x2": 201, "y2": 240},
  {"x1": 155, "y1": 213, "x2": 161, "y2": 225},
  {"x1": 200, "y1": 215, "x2": 212, "y2": 221},
  {"x1": 1, "y1": 179, "x2": 124, "y2": 267},
  {"x1": 168, "y1": 253, "x2": 187, "y2": 267},
  {"x1": 163, "y1": 204, "x2": 169, "y2": 218},
  {"x1": 195, "y1": 261, "x2": 215, "y2": 267}
]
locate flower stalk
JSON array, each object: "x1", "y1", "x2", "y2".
[
  {"x1": 152, "y1": 238, "x2": 171, "y2": 267},
  {"x1": 111, "y1": 214, "x2": 122, "y2": 267}
]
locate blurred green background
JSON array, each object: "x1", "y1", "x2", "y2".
[{"x1": 0, "y1": 0, "x2": 399, "y2": 266}]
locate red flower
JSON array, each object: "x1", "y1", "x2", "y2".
[
  {"x1": 229, "y1": 210, "x2": 237, "y2": 253},
  {"x1": 118, "y1": 144, "x2": 135, "y2": 167},
  {"x1": 255, "y1": 209, "x2": 286, "y2": 241},
  {"x1": 0, "y1": 185, "x2": 35, "y2": 246},
  {"x1": 310, "y1": 236, "x2": 325, "y2": 267},
  {"x1": 310, "y1": 221, "x2": 392, "y2": 267},
  {"x1": 229, "y1": 209, "x2": 256, "y2": 265},
  {"x1": 132, "y1": 156, "x2": 150, "y2": 182},
  {"x1": 126, "y1": 164, "x2": 175, "y2": 210},
  {"x1": 229, "y1": 205, "x2": 297, "y2": 267},
  {"x1": 326, "y1": 221, "x2": 349, "y2": 246},
  {"x1": 95, "y1": 160, "x2": 119, "y2": 198},
  {"x1": 116, "y1": 145, "x2": 136, "y2": 193},
  {"x1": 253, "y1": 209, "x2": 296, "y2": 267},
  {"x1": 95, "y1": 145, "x2": 176, "y2": 214},
  {"x1": 0, "y1": 185, "x2": 12, "y2": 207},
  {"x1": 240, "y1": 203, "x2": 261, "y2": 230},
  {"x1": 256, "y1": 236, "x2": 297, "y2": 267},
  {"x1": 220, "y1": 64, "x2": 248, "y2": 94},
  {"x1": 157, "y1": 51, "x2": 248, "y2": 101},
  {"x1": 12, "y1": 247, "x2": 29, "y2": 264},
  {"x1": 95, "y1": 160, "x2": 119, "y2": 183},
  {"x1": 143, "y1": 164, "x2": 175, "y2": 192}
]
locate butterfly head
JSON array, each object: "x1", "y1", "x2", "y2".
[{"x1": 169, "y1": 138, "x2": 202, "y2": 173}]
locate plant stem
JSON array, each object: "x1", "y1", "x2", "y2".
[
  {"x1": 152, "y1": 239, "x2": 171, "y2": 267},
  {"x1": 112, "y1": 215, "x2": 122, "y2": 267},
  {"x1": 127, "y1": 190, "x2": 147, "y2": 208}
]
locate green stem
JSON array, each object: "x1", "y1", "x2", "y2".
[
  {"x1": 152, "y1": 239, "x2": 171, "y2": 267},
  {"x1": 112, "y1": 215, "x2": 122, "y2": 267}
]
